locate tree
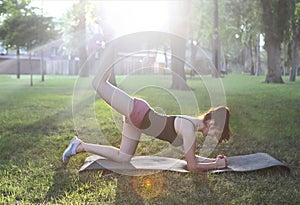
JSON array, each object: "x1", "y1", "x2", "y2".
[
  {"x1": 0, "y1": 0, "x2": 32, "y2": 15},
  {"x1": 289, "y1": 0, "x2": 300, "y2": 81},
  {"x1": 0, "y1": 0, "x2": 31, "y2": 78},
  {"x1": 0, "y1": 0, "x2": 57, "y2": 80},
  {"x1": 212, "y1": 0, "x2": 219, "y2": 77},
  {"x1": 77, "y1": 0, "x2": 88, "y2": 77},
  {"x1": 0, "y1": 14, "x2": 55, "y2": 78},
  {"x1": 189, "y1": 0, "x2": 215, "y2": 75},
  {"x1": 169, "y1": 0, "x2": 191, "y2": 90},
  {"x1": 61, "y1": 0, "x2": 95, "y2": 77},
  {"x1": 221, "y1": 0, "x2": 262, "y2": 75},
  {"x1": 260, "y1": 0, "x2": 294, "y2": 83},
  {"x1": 190, "y1": 0, "x2": 262, "y2": 76}
]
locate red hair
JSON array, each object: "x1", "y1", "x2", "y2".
[{"x1": 203, "y1": 106, "x2": 231, "y2": 143}]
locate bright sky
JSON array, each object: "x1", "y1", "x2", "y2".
[
  {"x1": 31, "y1": 0, "x2": 171, "y2": 36},
  {"x1": 100, "y1": 1, "x2": 170, "y2": 35},
  {"x1": 31, "y1": 0, "x2": 77, "y2": 17}
]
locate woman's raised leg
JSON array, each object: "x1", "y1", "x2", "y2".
[{"x1": 92, "y1": 45, "x2": 134, "y2": 117}]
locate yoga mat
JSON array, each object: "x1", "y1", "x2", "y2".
[{"x1": 79, "y1": 152, "x2": 289, "y2": 174}]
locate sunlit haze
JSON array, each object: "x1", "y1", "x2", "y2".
[
  {"x1": 100, "y1": 1, "x2": 170, "y2": 36},
  {"x1": 31, "y1": 0, "x2": 78, "y2": 18},
  {"x1": 31, "y1": 0, "x2": 171, "y2": 36}
]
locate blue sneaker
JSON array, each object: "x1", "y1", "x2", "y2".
[{"x1": 62, "y1": 137, "x2": 82, "y2": 165}]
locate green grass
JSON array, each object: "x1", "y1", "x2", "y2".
[{"x1": 0, "y1": 74, "x2": 299, "y2": 204}]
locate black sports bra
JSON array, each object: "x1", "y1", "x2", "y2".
[{"x1": 139, "y1": 109, "x2": 182, "y2": 146}]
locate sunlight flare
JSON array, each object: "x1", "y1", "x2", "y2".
[{"x1": 100, "y1": 1, "x2": 170, "y2": 36}]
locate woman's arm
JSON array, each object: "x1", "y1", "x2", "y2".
[
  {"x1": 185, "y1": 144, "x2": 227, "y2": 172},
  {"x1": 196, "y1": 155, "x2": 216, "y2": 163},
  {"x1": 196, "y1": 155, "x2": 227, "y2": 163},
  {"x1": 175, "y1": 117, "x2": 227, "y2": 172}
]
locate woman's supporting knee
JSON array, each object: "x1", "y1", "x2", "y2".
[{"x1": 114, "y1": 152, "x2": 133, "y2": 163}]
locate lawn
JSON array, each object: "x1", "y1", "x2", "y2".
[{"x1": 0, "y1": 74, "x2": 299, "y2": 204}]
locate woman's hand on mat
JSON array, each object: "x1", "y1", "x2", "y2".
[
  {"x1": 217, "y1": 154, "x2": 228, "y2": 166},
  {"x1": 215, "y1": 157, "x2": 227, "y2": 169}
]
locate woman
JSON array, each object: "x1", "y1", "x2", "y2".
[{"x1": 62, "y1": 63, "x2": 231, "y2": 172}]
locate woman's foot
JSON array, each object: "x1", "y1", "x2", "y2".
[{"x1": 62, "y1": 136, "x2": 82, "y2": 165}]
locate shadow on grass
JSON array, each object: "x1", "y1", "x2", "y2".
[
  {"x1": 0, "y1": 94, "x2": 96, "y2": 162},
  {"x1": 45, "y1": 167, "x2": 76, "y2": 202},
  {"x1": 0, "y1": 110, "x2": 74, "y2": 163}
]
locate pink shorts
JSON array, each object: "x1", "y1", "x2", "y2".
[{"x1": 126, "y1": 98, "x2": 150, "y2": 128}]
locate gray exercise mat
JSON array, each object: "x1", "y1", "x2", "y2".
[{"x1": 79, "y1": 152, "x2": 289, "y2": 173}]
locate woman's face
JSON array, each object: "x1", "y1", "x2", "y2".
[{"x1": 201, "y1": 119, "x2": 222, "y2": 137}]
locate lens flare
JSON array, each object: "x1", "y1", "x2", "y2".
[{"x1": 132, "y1": 172, "x2": 165, "y2": 200}]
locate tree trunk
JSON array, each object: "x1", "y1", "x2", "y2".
[
  {"x1": 242, "y1": 47, "x2": 253, "y2": 73},
  {"x1": 289, "y1": 0, "x2": 299, "y2": 82},
  {"x1": 169, "y1": 0, "x2": 191, "y2": 90},
  {"x1": 170, "y1": 36, "x2": 190, "y2": 90},
  {"x1": 255, "y1": 33, "x2": 261, "y2": 76},
  {"x1": 260, "y1": 0, "x2": 291, "y2": 83},
  {"x1": 249, "y1": 37, "x2": 255, "y2": 75},
  {"x1": 289, "y1": 39, "x2": 297, "y2": 81},
  {"x1": 17, "y1": 48, "x2": 20, "y2": 79},
  {"x1": 190, "y1": 42, "x2": 198, "y2": 78},
  {"x1": 265, "y1": 42, "x2": 284, "y2": 83},
  {"x1": 30, "y1": 52, "x2": 33, "y2": 86},
  {"x1": 212, "y1": 0, "x2": 219, "y2": 78},
  {"x1": 41, "y1": 49, "x2": 45, "y2": 82},
  {"x1": 79, "y1": 0, "x2": 89, "y2": 77},
  {"x1": 164, "y1": 49, "x2": 168, "y2": 69}
]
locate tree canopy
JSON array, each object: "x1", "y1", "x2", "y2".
[
  {"x1": 0, "y1": 0, "x2": 57, "y2": 51},
  {"x1": 0, "y1": 0, "x2": 58, "y2": 79},
  {"x1": 0, "y1": 13, "x2": 56, "y2": 50},
  {"x1": 189, "y1": 0, "x2": 299, "y2": 83}
]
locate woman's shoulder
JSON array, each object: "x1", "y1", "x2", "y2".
[
  {"x1": 174, "y1": 115, "x2": 197, "y2": 134},
  {"x1": 175, "y1": 115, "x2": 197, "y2": 123}
]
